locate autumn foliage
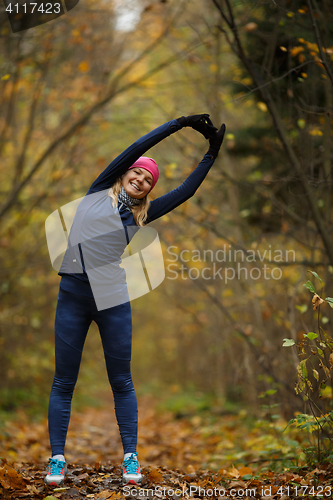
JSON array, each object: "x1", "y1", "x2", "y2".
[{"x1": 1, "y1": 0, "x2": 333, "y2": 492}]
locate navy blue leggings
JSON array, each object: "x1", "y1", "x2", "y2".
[{"x1": 48, "y1": 287, "x2": 137, "y2": 456}]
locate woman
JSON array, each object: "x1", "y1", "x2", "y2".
[{"x1": 45, "y1": 114, "x2": 226, "y2": 487}]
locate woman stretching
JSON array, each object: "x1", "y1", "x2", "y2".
[{"x1": 45, "y1": 114, "x2": 226, "y2": 487}]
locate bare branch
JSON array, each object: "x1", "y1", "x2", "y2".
[
  {"x1": 179, "y1": 210, "x2": 324, "y2": 266},
  {"x1": 0, "y1": 7, "x2": 186, "y2": 220},
  {"x1": 0, "y1": 40, "x2": 22, "y2": 158},
  {"x1": 160, "y1": 231, "x2": 298, "y2": 396},
  {"x1": 307, "y1": 0, "x2": 333, "y2": 86},
  {"x1": 13, "y1": 60, "x2": 50, "y2": 183},
  {"x1": 211, "y1": 0, "x2": 333, "y2": 265}
]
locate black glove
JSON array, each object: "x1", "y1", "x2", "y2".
[
  {"x1": 207, "y1": 123, "x2": 226, "y2": 158},
  {"x1": 176, "y1": 114, "x2": 218, "y2": 140}
]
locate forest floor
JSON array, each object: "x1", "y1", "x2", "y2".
[{"x1": 0, "y1": 394, "x2": 333, "y2": 500}]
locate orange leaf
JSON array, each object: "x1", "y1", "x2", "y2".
[
  {"x1": 290, "y1": 46, "x2": 304, "y2": 57},
  {"x1": 238, "y1": 466, "x2": 253, "y2": 476},
  {"x1": 148, "y1": 469, "x2": 163, "y2": 483},
  {"x1": 78, "y1": 61, "x2": 90, "y2": 73},
  {"x1": 0, "y1": 464, "x2": 27, "y2": 490},
  {"x1": 212, "y1": 474, "x2": 224, "y2": 485}
]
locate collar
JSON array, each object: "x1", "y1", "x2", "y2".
[{"x1": 118, "y1": 186, "x2": 142, "y2": 207}]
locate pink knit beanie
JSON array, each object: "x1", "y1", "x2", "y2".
[{"x1": 128, "y1": 157, "x2": 159, "y2": 191}]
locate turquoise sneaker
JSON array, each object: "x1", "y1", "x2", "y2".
[
  {"x1": 44, "y1": 458, "x2": 67, "y2": 486},
  {"x1": 122, "y1": 453, "x2": 142, "y2": 485}
]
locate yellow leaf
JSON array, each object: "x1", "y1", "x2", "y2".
[
  {"x1": 209, "y1": 64, "x2": 218, "y2": 73},
  {"x1": 96, "y1": 490, "x2": 113, "y2": 499},
  {"x1": 227, "y1": 465, "x2": 240, "y2": 478},
  {"x1": 241, "y1": 77, "x2": 252, "y2": 85},
  {"x1": 321, "y1": 386, "x2": 332, "y2": 398},
  {"x1": 164, "y1": 162, "x2": 177, "y2": 179},
  {"x1": 306, "y1": 42, "x2": 319, "y2": 52},
  {"x1": 309, "y1": 129, "x2": 323, "y2": 136},
  {"x1": 100, "y1": 122, "x2": 110, "y2": 131},
  {"x1": 301, "y1": 72, "x2": 307, "y2": 78},
  {"x1": 51, "y1": 171, "x2": 63, "y2": 181},
  {"x1": 257, "y1": 102, "x2": 267, "y2": 112},
  {"x1": 286, "y1": 12, "x2": 294, "y2": 17},
  {"x1": 297, "y1": 119, "x2": 306, "y2": 129},
  {"x1": 280, "y1": 46, "x2": 287, "y2": 52},
  {"x1": 78, "y1": 61, "x2": 90, "y2": 73},
  {"x1": 1, "y1": 74, "x2": 10, "y2": 80},
  {"x1": 290, "y1": 46, "x2": 304, "y2": 57}
]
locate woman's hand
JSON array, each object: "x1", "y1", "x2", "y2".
[
  {"x1": 176, "y1": 114, "x2": 218, "y2": 139},
  {"x1": 207, "y1": 124, "x2": 226, "y2": 158}
]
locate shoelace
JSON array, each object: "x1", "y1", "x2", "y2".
[
  {"x1": 123, "y1": 453, "x2": 140, "y2": 474},
  {"x1": 47, "y1": 458, "x2": 66, "y2": 475}
]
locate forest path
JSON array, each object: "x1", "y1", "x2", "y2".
[{"x1": 0, "y1": 396, "x2": 332, "y2": 499}]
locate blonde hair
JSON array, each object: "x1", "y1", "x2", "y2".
[{"x1": 108, "y1": 177, "x2": 150, "y2": 227}]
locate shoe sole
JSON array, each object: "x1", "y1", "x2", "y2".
[
  {"x1": 123, "y1": 478, "x2": 142, "y2": 485},
  {"x1": 45, "y1": 477, "x2": 66, "y2": 487}
]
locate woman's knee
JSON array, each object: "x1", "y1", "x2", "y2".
[
  {"x1": 109, "y1": 371, "x2": 134, "y2": 393},
  {"x1": 52, "y1": 376, "x2": 77, "y2": 395}
]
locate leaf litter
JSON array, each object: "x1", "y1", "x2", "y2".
[{"x1": 1, "y1": 395, "x2": 333, "y2": 499}]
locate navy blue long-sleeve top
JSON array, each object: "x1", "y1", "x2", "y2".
[{"x1": 59, "y1": 119, "x2": 216, "y2": 298}]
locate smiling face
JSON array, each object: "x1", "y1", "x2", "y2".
[{"x1": 121, "y1": 167, "x2": 153, "y2": 199}]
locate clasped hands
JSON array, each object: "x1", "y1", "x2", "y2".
[{"x1": 176, "y1": 113, "x2": 226, "y2": 158}]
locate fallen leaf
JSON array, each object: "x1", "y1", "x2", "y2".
[
  {"x1": 26, "y1": 484, "x2": 39, "y2": 494},
  {"x1": 238, "y1": 466, "x2": 253, "y2": 476},
  {"x1": 147, "y1": 469, "x2": 163, "y2": 483},
  {"x1": 227, "y1": 465, "x2": 239, "y2": 478},
  {"x1": 0, "y1": 463, "x2": 27, "y2": 490},
  {"x1": 96, "y1": 490, "x2": 113, "y2": 499},
  {"x1": 229, "y1": 480, "x2": 246, "y2": 488},
  {"x1": 77, "y1": 472, "x2": 89, "y2": 480}
]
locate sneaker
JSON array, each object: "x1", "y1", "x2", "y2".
[
  {"x1": 122, "y1": 452, "x2": 142, "y2": 485},
  {"x1": 44, "y1": 458, "x2": 67, "y2": 487}
]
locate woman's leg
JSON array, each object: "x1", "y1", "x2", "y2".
[
  {"x1": 93, "y1": 301, "x2": 138, "y2": 455},
  {"x1": 48, "y1": 288, "x2": 93, "y2": 456}
]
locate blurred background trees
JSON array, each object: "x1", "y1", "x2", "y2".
[{"x1": 0, "y1": 0, "x2": 332, "y2": 422}]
